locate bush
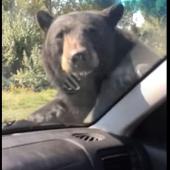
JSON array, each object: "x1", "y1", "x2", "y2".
[
  {"x1": 2, "y1": 9, "x2": 43, "y2": 76},
  {"x1": 2, "y1": 6, "x2": 49, "y2": 91},
  {"x1": 10, "y1": 46, "x2": 50, "y2": 91}
]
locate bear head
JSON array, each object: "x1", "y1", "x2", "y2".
[{"x1": 37, "y1": 4, "x2": 124, "y2": 92}]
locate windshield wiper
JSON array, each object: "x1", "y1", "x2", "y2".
[{"x1": 2, "y1": 120, "x2": 84, "y2": 135}]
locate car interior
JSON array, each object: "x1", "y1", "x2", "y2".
[
  {"x1": 2, "y1": 27, "x2": 167, "y2": 170},
  {"x1": 2, "y1": 101, "x2": 166, "y2": 170}
]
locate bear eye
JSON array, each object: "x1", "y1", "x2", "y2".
[{"x1": 56, "y1": 31, "x2": 64, "y2": 39}]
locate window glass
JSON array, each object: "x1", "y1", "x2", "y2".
[{"x1": 2, "y1": 0, "x2": 166, "y2": 131}]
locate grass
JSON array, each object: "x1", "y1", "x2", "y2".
[{"x1": 2, "y1": 88, "x2": 57, "y2": 122}]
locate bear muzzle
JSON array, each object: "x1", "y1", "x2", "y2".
[{"x1": 61, "y1": 49, "x2": 99, "y2": 78}]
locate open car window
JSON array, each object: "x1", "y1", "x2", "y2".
[{"x1": 2, "y1": 0, "x2": 166, "y2": 132}]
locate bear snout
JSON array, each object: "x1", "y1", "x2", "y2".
[
  {"x1": 61, "y1": 48, "x2": 99, "y2": 74},
  {"x1": 70, "y1": 50, "x2": 88, "y2": 65}
]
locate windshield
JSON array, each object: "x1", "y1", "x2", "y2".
[{"x1": 2, "y1": 0, "x2": 166, "y2": 132}]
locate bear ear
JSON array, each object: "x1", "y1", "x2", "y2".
[
  {"x1": 37, "y1": 10, "x2": 54, "y2": 32},
  {"x1": 102, "y1": 3, "x2": 124, "y2": 27}
]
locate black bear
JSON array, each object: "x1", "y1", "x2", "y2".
[
  {"x1": 28, "y1": 3, "x2": 159, "y2": 125},
  {"x1": 28, "y1": 3, "x2": 130, "y2": 124}
]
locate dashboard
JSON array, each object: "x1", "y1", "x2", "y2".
[{"x1": 3, "y1": 128, "x2": 150, "y2": 170}]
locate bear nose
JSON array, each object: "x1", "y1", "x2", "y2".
[{"x1": 71, "y1": 52, "x2": 87, "y2": 65}]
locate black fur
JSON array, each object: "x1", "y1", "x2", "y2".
[{"x1": 28, "y1": 4, "x2": 127, "y2": 124}]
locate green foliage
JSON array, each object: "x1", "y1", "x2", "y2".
[
  {"x1": 2, "y1": 76, "x2": 11, "y2": 90},
  {"x1": 10, "y1": 46, "x2": 50, "y2": 91},
  {"x1": 2, "y1": 0, "x2": 14, "y2": 11},
  {"x1": 2, "y1": 8, "x2": 42, "y2": 76},
  {"x1": 2, "y1": 3, "x2": 47, "y2": 91},
  {"x1": 15, "y1": 0, "x2": 46, "y2": 15}
]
